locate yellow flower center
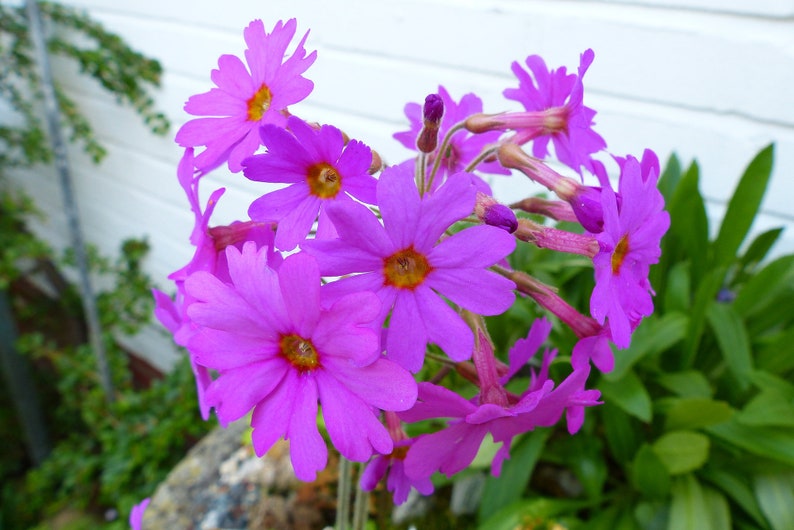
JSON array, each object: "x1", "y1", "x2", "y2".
[
  {"x1": 611, "y1": 234, "x2": 629, "y2": 274},
  {"x1": 390, "y1": 445, "x2": 409, "y2": 460},
  {"x1": 383, "y1": 247, "x2": 432, "y2": 289},
  {"x1": 307, "y1": 163, "x2": 342, "y2": 199},
  {"x1": 280, "y1": 334, "x2": 320, "y2": 372},
  {"x1": 247, "y1": 83, "x2": 273, "y2": 122}
]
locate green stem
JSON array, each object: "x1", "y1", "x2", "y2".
[
  {"x1": 336, "y1": 456, "x2": 353, "y2": 530},
  {"x1": 352, "y1": 470, "x2": 370, "y2": 530}
]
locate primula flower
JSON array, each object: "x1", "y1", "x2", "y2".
[
  {"x1": 184, "y1": 244, "x2": 417, "y2": 481},
  {"x1": 502, "y1": 49, "x2": 606, "y2": 174},
  {"x1": 400, "y1": 321, "x2": 600, "y2": 480},
  {"x1": 360, "y1": 412, "x2": 434, "y2": 505},
  {"x1": 129, "y1": 497, "x2": 149, "y2": 530},
  {"x1": 243, "y1": 116, "x2": 376, "y2": 250},
  {"x1": 175, "y1": 19, "x2": 317, "y2": 172},
  {"x1": 590, "y1": 152, "x2": 670, "y2": 348},
  {"x1": 303, "y1": 164, "x2": 516, "y2": 372},
  {"x1": 394, "y1": 85, "x2": 509, "y2": 187},
  {"x1": 153, "y1": 148, "x2": 279, "y2": 420}
]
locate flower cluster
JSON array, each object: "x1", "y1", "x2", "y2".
[{"x1": 154, "y1": 17, "x2": 669, "y2": 507}]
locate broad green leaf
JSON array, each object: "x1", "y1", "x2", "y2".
[
  {"x1": 737, "y1": 391, "x2": 794, "y2": 428},
  {"x1": 663, "y1": 261, "x2": 691, "y2": 314},
  {"x1": 754, "y1": 472, "x2": 794, "y2": 530},
  {"x1": 478, "y1": 429, "x2": 551, "y2": 520},
  {"x1": 707, "y1": 303, "x2": 753, "y2": 390},
  {"x1": 658, "y1": 153, "x2": 683, "y2": 203},
  {"x1": 602, "y1": 401, "x2": 642, "y2": 465},
  {"x1": 701, "y1": 467, "x2": 769, "y2": 528},
  {"x1": 703, "y1": 483, "x2": 732, "y2": 530},
  {"x1": 757, "y1": 327, "x2": 794, "y2": 374},
  {"x1": 712, "y1": 144, "x2": 774, "y2": 268},
  {"x1": 632, "y1": 444, "x2": 671, "y2": 498},
  {"x1": 599, "y1": 370, "x2": 652, "y2": 422},
  {"x1": 477, "y1": 498, "x2": 589, "y2": 530},
  {"x1": 664, "y1": 397, "x2": 734, "y2": 431},
  {"x1": 738, "y1": 227, "x2": 784, "y2": 275},
  {"x1": 668, "y1": 474, "x2": 713, "y2": 530},
  {"x1": 664, "y1": 161, "x2": 709, "y2": 287},
  {"x1": 657, "y1": 370, "x2": 713, "y2": 398},
  {"x1": 653, "y1": 431, "x2": 710, "y2": 475},
  {"x1": 734, "y1": 255, "x2": 794, "y2": 319},
  {"x1": 707, "y1": 419, "x2": 794, "y2": 466},
  {"x1": 749, "y1": 371, "x2": 794, "y2": 399},
  {"x1": 566, "y1": 432, "x2": 608, "y2": 500},
  {"x1": 681, "y1": 267, "x2": 726, "y2": 368},
  {"x1": 607, "y1": 312, "x2": 688, "y2": 381}
]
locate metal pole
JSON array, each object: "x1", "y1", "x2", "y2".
[
  {"x1": 24, "y1": 0, "x2": 114, "y2": 402},
  {"x1": 0, "y1": 289, "x2": 51, "y2": 465}
]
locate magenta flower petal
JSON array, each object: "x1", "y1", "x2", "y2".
[
  {"x1": 387, "y1": 290, "x2": 429, "y2": 373},
  {"x1": 204, "y1": 358, "x2": 289, "y2": 424},
  {"x1": 426, "y1": 268, "x2": 515, "y2": 316},
  {"x1": 399, "y1": 382, "x2": 476, "y2": 423},
  {"x1": 317, "y1": 371, "x2": 393, "y2": 461},
  {"x1": 405, "y1": 422, "x2": 488, "y2": 479},
  {"x1": 428, "y1": 225, "x2": 516, "y2": 269},
  {"x1": 325, "y1": 356, "x2": 418, "y2": 411},
  {"x1": 378, "y1": 165, "x2": 421, "y2": 249},
  {"x1": 250, "y1": 368, "x2": 299, "y2": 455},
  {"x1": 286, "y1": 374, "x2": 327, "y2": 481},
  {"x1": 278, "y1": 253, "x2": 321, "y2": 337},
  {"x1": 414, "y1": 285, "x2": 474, "y2": 362}
]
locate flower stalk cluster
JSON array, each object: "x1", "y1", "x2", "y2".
[{"x1": 151, "y1": 17, "x2": 670, "y2": 512}]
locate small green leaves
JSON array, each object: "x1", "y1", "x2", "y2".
[{"x1": 652, "y1": 431, "x2": 710, "y2": 475}]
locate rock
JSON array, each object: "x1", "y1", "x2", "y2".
[{"x1": 142, "y1": 419, "x2": 327, "y2": 529}]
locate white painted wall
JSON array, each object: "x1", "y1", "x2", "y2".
[{"x1": 8, "y1": 0, "x2": 794, "y2": 370}]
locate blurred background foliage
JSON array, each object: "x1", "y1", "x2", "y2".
[{"x1": 0, "y1": 2, "x2": 211, "y2": 529}]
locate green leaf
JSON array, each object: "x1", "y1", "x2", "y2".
[
  {"x1": 599, "y1": 370, "x2": 653, "y2": 422},
  {"x1": 681, "y1": 267, "x2": 726, "y2": 368},
  {"x1": 737, "y1": 391, "x2": 794, "y2": 428},
  {"x1": 754, "y1": 472, "x2": 794, "y2": 530},
  {"x1": 653, "y1": 431, "x2": 710, "y2": 475},
  {"x1": 712, "y1": 144, "x2": 774, "y2": 268},
  {"x1": 664, "y1": 161, "x2": 710, "y2": 287},
  {"x1": 737, "y1": 227, "x2": 784, "y2": 276},
  {"x1": 748, "y1": 371, "x2": 794, "y2": 399},
  {"x1": 734, "y1": 255, "x2": 794, "y2": 319},
  {"x1": 707, "y1": 303, "x2": 753, "y2": 391},
  {"x1": 664, "y1": 397, "x2": 734, "y2": 431},
  {"x1": 607, "y1": 313, "x2": 688, "y2": 381},
  {"x1": 478, "y1": 429, "x2": 551, "y2": 520},
  {"x1": 477, "y1": 498, "x2": 589, "y2": 530},
  {"x1": 632, "y1": 444, "x2": 671, "y2": 498},
  {"x1": 701, "y1": 467, "x2": 769, "y2": 528},
  {"x1": 668, "y1": 474, "x2": 714, "y2": 530},
  {"x1": 659, "y1": 153, "x2": 683, "y2": 203},
  {"x1": 657, "y1": 371, "x2": 713, "y2": 398},
  {"x1": 707, "y1": 419, "x2": 794, "y2": 466},
  {"x1": 757, "y1": 327, "x2": 794, "y2": 374},
  {"x1": 602, "y1": 401, "x2": 642, "y2": 465},
  {"x1": 703, "y1": 483, "x2": 733, "y2": 530},
  {"x1": 663, "y1": 262, "x2": 691, "y2": 314}
]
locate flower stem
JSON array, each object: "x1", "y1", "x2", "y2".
[
  {"x1": 352, "y1": 472, "x2": 370, "y2": 530},
  {"x1": 336, "y1": 456, "x2": 353, "y2": 530}
]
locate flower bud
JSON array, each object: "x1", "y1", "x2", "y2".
[
  {"x1": 474, "y1": 192, "x2": 518, "y2": 233},
  {"x1": 417, "y1": 93, "x2": 444, "y2": 153}
]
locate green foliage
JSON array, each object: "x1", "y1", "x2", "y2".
[
  {"x1": 478, "y1": 145, "x2": 794, "y2": 529},
  {"x1": 0, "y1": 1, "x2": 169, "y2": 169}
]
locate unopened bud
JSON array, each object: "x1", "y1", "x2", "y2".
[
  {"x1": 417, "y1": 93, "x2": 444, "y2": 153},
  {"x1": 474, "y1": 192, "x2": 518, "y2": 233}
]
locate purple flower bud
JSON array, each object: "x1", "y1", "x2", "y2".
[
  {"x1": 475, "y1": 192, "x2": 518, "y2": 233},
  {"x1": 423, "y1": 93, "x2": 444, "y2": 124},
  {"x1": 570, "y1": 186, "x2": 604, "y2": 233},
  {"x1": 417, "y1": 94, "x2": 444, "y2": 153}
]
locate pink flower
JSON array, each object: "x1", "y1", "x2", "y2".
[
  {"x1": 394, "y1": 86, "x2": 509, "y2": 187},
  {"x1": 303, "y1": 164, "x2": 516, "y2": 372},
  {"x1": 243, "y1": 116, "x2": 377, "y2": 250},
  {"x1": 399, "y1": 321, "x2": 600, "y2": 480},
  {"x1": 590, "y1": 152, "x2": 670, "y2": 348},
  {"x1": 360, "y1": 439, "x2": 434, "y2": 505},
  {"x1": 503, "y1": 49, "x2": 606, "y2": 174},
  {"x1": 175, "y1": 19, "x2": 317, "y2": 172},
  {"x1": 153, "y1": 148, "x2": 279, "y2": 420},
  {"x1": 184, "y1": 244, "x2": 417, "y2": 481},
  {"x1": 129, "y1": 498, "x2": 149, "y2": 530}
]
